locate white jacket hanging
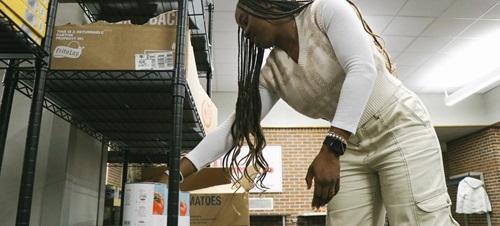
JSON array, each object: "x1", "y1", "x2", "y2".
[{"x1": 456, "y1": 177, "x2": 492, "y2": 214}]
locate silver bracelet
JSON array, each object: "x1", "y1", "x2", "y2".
[
  {"x1": 165, "y1": 170, "x2": 184, "y2": 183},
  {"x1": 325, "y1": 131, "x2": 347, "y2": 145}
]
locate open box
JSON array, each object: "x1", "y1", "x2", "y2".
[{"x1": 142, "y1": 168, "x2": 250, "y2": 226}]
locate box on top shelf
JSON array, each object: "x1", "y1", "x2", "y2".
[
  {"x1": 50, "y1": 10, "x2": 184, "y2": 71},
  {"x1": 0, "y1": 0, "x2": 47, "y2": 37},
  {"x1": 185, "y1": 33, "x2": 218, "y2": 133},
  {"x1": 0, "y1": 3, "x2": 42, "y2": 45}
]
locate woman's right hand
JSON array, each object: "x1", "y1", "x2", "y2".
[{"x1": 305, "y1": 143, "x2": 341, "y2": 209}]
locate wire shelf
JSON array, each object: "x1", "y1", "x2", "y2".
[
  {"x1": 0, "y1": 10, "x2": 49, "y2": 62},
  {"x1": 14, "y1": 69, "x2": 206, "y2": 164}
]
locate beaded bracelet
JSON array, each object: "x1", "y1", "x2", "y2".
[{"x1": 326, "y1": 131, "x2": 347, "y2": 145}]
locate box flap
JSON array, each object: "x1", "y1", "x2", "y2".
[
  {"x1": 181, "y1": 168, "x2": 230, "y2": 191},
  {"x1": 189, "y1": 184, "x2": 245, "y2": 194}
]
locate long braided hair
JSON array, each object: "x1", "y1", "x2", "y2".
[
  {"x1": 223, "y1": 0, "x2": 396, "y2": 191},
  {"x1": 223, "y1": 0, "x2": 312, "y2": 191}
]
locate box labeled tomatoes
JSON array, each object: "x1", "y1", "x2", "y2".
[{"x1": 122, "y1": 183, "x2": 189, "y2": 226}]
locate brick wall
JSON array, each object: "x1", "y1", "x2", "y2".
[
  {"x1": 443, "y1": 126, "x2": 500, "y2": 226},
  {"x1": 249, "y1": 128, "x2": 327, "y2": 226},
  {"x1": 107, "y1": 165, "x2": 122, "y2": 186}
]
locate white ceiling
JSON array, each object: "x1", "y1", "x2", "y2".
[{"x1": 210, "y1": 0, "x2": 500, "y2": 94}]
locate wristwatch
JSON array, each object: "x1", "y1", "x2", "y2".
[{"x1": 323, "y1": 135, "x2": 347, "y2": 156}]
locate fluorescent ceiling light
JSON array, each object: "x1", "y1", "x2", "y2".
[{"x1": 444, "y1": 68, "x2": 500, "y2": 106}]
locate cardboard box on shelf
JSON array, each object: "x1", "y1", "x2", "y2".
[
  {"x1": 141, "y1": 168, "x2": 250, "y2": 226},
  {"x1": 50, "y1": 10, "x2": 183, "y2": 71},
  {"x1": 123, "y1": 182, "x2": 190, "y2": 226},
  {"x1": 185, "y1": 36, "x2": 218, "y2": 133},
  {"x1": 0, "y1": 3, "x2": 42, "y2": 45},
  {"x1": 0, "y1": 0, "x2": 46, "y2": 36}
]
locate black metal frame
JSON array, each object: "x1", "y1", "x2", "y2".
[{"x1": 0, "y1": 0, "x2": 214, "y2": 224}]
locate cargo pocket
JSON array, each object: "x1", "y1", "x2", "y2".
[
  {"x1": 416, "y1": 193, "x2": 460, "y2": 225},
  {"x1": 416, "y1": 193, "x2": 452, "y2": 213}
]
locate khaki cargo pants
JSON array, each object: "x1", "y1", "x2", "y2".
[{"x1": 327, "y1": 86, "x2": 460, "y2": 226}]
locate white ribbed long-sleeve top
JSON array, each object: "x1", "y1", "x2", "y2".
[{"x1": 185, "y1": 0, "x2": 401, "y2": 171}]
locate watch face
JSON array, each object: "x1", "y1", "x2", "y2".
[{"x1": 323, "y1": 136, "x2": 345, "y2": 155}]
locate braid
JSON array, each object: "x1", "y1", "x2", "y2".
[
  {"x1": 223, "y1": 28, "x2": 267, "y2": 191},
  {"x1": 346, "y1": 0, "x2": 398, "y2": 77},
  {"x1": 224, "y1": 0, "x2": 310, "y2": 191}
]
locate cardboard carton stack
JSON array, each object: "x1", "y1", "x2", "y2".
[{"x1": 0, "y1": 0, "x2": 50, "y2": 45}]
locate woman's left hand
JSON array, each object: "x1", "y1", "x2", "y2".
[{"x1": 305, "y1": 144, "x2": 341, "y2": 209}]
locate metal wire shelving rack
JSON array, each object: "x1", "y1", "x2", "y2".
[{"x1": 0, "y1": 0, "x2": 214, "y2": 225}]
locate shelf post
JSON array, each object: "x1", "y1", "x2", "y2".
[
  {"x1": 0, "y1": 60, "x2": 19, "y2": 175},
  {"x1": 168, "y1": 0, "x2": 189, "y2": 225},
  {"x1": 119, "y1": 149, "x2": 129, "y2": 225},
  {"x1": 206, "y1": 2, "x2": 214, "y2": 97},
  {"x1": 96, "y1": 139, "x2": 109, "y2": 225},
  {"x1": 15, "y1": 0, "x2": 58, "y2": 224}
]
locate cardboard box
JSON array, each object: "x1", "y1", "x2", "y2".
[
  {"x1": 0, "y1": 2, "x2": 42, "y2": 45},
  {"x1": 0, "y1": 0, "x2": 46, "y2": 36},
  {"x1": 123, "y1": 182, "x2": 190, "y2": 226},
  {"x1": 50, "y1": 11, "x2": 181, "y2": 71},
  {"x1": 189, "y1": 184, "x2": 249, "y2": 226},
  {"x1": 185, "y1": 36, "x2": 218, "y2": 133},
  {"x1": 141, "y1": 168, "x2": 250, "y2": 226}
]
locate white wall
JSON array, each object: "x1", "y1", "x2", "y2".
[
  {"x1": 485, "y1": 86, "x2": 500, "y2": 124},
  {"x1": 419, "y1": 85, "x2": 500, "y2": 127},
  {"x1": 418, "y1": 93, "x2": 490, "y2": 126},
  {"x1": 0, "y1": 89, "x2": 53, "y2": 226},
  {"x1": 54, "y1": 3, "x2": 88, "y2": 25},
  {"x1": 0, "y1": 86, "x2": 106, "y2": 226}
]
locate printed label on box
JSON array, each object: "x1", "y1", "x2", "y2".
[
  {"x1": 53, "y1": 41, "x2": 84, "y2": 59},
  {"x1": 135, "y1": 51, "x2": 174, "y2": 70}
]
